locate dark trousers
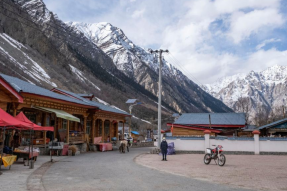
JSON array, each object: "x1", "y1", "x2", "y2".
[{"x1": 162, "y1": 151, "x2": 167, "y2": 160}]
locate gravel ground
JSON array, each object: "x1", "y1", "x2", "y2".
[{"x1": 135, "y1": 153, "x2": 287, "y2": 191}]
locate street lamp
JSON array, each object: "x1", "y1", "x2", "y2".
[{"x1": 126, "y1": 99, "x2": 142, "y2": 136}]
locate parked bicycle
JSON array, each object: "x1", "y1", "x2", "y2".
[{"x1": 204, "y1": 145, "x2": 226, "y2": 166}]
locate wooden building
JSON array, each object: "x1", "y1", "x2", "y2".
[
  {"x1": 0, "y1": 74, "x2": 130, "y2": 147},
  {"x1": 167, "y1": 113, "x2": 246, "y2": 137},
  {"x1": 258, "y1": 118, "x2": 287, "y2": 137}
]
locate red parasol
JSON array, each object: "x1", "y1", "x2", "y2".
[{"x1": 15, "y1": 112, "x2": 54, "y2": 131}]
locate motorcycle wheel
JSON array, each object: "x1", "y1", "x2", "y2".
[
  {"x1": 204, "y1": 154, "x2": 211, "y2": 165},
  {"x1": 218, "y1": 154, "x2": 226, "y2": 166}
]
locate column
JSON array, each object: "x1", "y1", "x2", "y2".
[
  {"x1": 66, "y1": 120, "x2": 70, "y2": 144},
  {"x1": 122, "y1": 122, "x2": 125, "y2": 140},
  {"x1": 44, "y1": 131, "x2": 47, "y2": 152},
  {"x1": 91, "y1": 117, "x2": 96, "y2": 144},
  {"x1": 253, "y1": 130, "x2": 260, "y2": 155},
  {"x1": 84, "y1": 116, "x2": 87, "y2": 143},
  {"x1": 115, "y1": 122, "x2": 119, "y2": 141},
  {"x1": 109, "y1": 120, "x2": 113, "y2": 142},
  {"x1": 204, "y1": 130, "x2": 211, "y2": 153},
  {"x1": 101, "y1": 120, "x2": 105, "y2": 142}
]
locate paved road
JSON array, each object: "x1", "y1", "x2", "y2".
[{"x1": 42, "y1": 147, "x2": 252, "y2": 191}]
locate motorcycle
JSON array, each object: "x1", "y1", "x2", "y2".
[{"x1": 204, "y1": 145, "x2": 226, "y2": 166}]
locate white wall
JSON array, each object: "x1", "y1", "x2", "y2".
[
  {"x1": 210, "y1": 139, "x2": 254, "y2": 152},
  {"x1": 165, "y1": 137, "x2": 287, "y2": 154},
  {"x1": 260, "y1": 141, "x2": 287, "y2": 152},
  {"x1": 168, "y1": 139, "x2": 205, "y2": 151}
]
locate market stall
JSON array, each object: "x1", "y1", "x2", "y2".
[{"x1": 0, "y1": 108, "x2": 33, "y2": 170}]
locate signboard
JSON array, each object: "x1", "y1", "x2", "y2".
[{"x1": 147, "y1": 129, "x2": 151, "y2": 139}]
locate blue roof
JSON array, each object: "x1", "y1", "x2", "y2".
[
  {"x1": 258, "y1": 118, "x2": 287, "y2": 130},
  {"x1": 54, "y1": 88, "x2": 130, "y2": 116},
  {"x1": 131, "y1": 131, "x2": 139, "y2": 135},
  {"x1": 0, "y1": 74, "x2": 92, "y2": 106},
  {"x1": 174, "y1": 113, "x2": 246, "y2": 125}
]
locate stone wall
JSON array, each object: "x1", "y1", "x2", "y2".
[{"x1": 132, "y1": 142, "x2": 154, "y2": 148}]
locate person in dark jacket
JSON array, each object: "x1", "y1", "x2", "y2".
[{"x1": 160, "y1": 137, "x2": 168, "y2": 161}]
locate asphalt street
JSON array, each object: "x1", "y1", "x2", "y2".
[{"x1": 42, "y1": 147, "x2": 252, "y2": 191}]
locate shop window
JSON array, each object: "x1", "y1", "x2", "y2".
[
  {"x1": 86, "y1": 120, "x2": 91, "y2": 134},
  {"x1": 99, "y1": 120, "x2": 102, "y2": 136},
  {"x1": 62, "y1": 119, "x2": 67, "y2": 129},
  {"x1": 46, "y1": 115, "x2": 50, "y2": 126}
]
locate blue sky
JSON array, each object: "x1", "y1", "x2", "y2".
[{"x1": 43, "y1": 0, "x2": 287, "y2": 84}]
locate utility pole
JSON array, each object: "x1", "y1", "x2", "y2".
[
  {"x1": 149, "y1": 49, "x2": 169, "y2": 148},
  {"x1": 209, "y1": 114, "x2": 212, "y2": 129}
]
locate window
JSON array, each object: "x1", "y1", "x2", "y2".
[
  {"x1": 46, "y1": 115, "x2": 50, "y2": 126},
  {"x1": 86, "y1": 120, "x2": 91, "y2": 134},
  {"x1": 62, "y1": 119, "x2": 67, "y2": 129}
]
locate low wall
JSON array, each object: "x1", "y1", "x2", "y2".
[
  {"x1": 132, "y1": 142, "x2": 154, "y2": 148},
  {"x1": 165, "y1": 136, "x2": 287, "y2": 155}
]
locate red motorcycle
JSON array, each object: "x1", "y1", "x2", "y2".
[{"x1": 204, "y1": 145, "x2": 226, "y2": 166}]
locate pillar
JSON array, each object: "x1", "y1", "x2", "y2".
[
  {"x1": 91, "y1": 117, "x2": 96, "y2": 143},
  {"x1": 116, "y1": 122, "x2": 119, "y2": 141},
  {"x1": 109, "y1": 120, "x2": 113, "y2": 142},
  {"x1": 66, "y1": 120, "x2": 70, "y2": 144},
  {"x1": 122, "y1": 122, "x2": 125, "y2": 140},
  {"x1": 253, "y1": 130, "x2": 260, "y2": 155},
  {"x1": 44, "y1": 131, "x2": 47, "y2": 151},
  {"x1": 204, "y1": 130, "x2": 211, "y2": 153},
  {"x1": 84, "y1": 116, "x2": 87, "y2": 143},
  {"x1": 101, "y1": 120, "x2": 105, "y2": 142}
]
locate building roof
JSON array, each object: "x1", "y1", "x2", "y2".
[
  {"x1": 0, "y1": 74, "x2": 92, "y2": 107},
  {"x1": 174, "y1": 113, "x2": 246, "y2": 126},
  {"x1": 77, "y1": 93, "x2": 94, "y2": 97},
  {"x1": 258, "y1": 118, "x2": 287, "y2": 130},
  {"x1": 52, "y1": 88, "x2": 130, "y2": 116}
]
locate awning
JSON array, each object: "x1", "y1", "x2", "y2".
[
  {"x1": 33, "y1": 106, "x2": 80, "y2": 122},
  {"x1": 16, "y1": 112, "x2": 54, "y2": 131},
  {"x1": 0, "y1": 108, "x2": 33, "y2": 129},
  {"x1": 131, "y1": 131, "x2": 139, "y2": 135}
]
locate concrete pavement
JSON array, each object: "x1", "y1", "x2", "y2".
[{"x1": 42, "y1": 147, "x2": 251, "y2": 191}]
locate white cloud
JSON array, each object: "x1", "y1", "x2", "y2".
[
  {"x1": 43, "y1": 0, "x2": 287, "y2": 84},
  {"x1": 256, "y1": 38, "x2": 281, "y2": 50},
  {"x1": 228, "y1": 9, "x2": 284, "y2": 43}
]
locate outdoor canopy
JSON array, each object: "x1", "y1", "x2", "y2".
[
  {"x1": 15, "y1": 112, "x2": 54, "y2": 131},
  {"x1": 32, "y1": 106, "x2": 80, "y2": 122},
  {"x1": 0, "y1": 108, "x2": 33, "y2": 129}
]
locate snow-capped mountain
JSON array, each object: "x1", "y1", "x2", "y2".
[
  {"x1": 65, "y1": 22, "x2": 232, "y2": 113},
  {"x1": 0, "y1": 0, "x2": 232, "y2": 124},
  {"x1": 202, "y1": 65, "x2": 287, "y2": 121}
]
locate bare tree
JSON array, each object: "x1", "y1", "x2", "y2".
[
  {"x1": 235, "y1": 96, "x2": 251, "y2": 124},
  {"x1": 254, "y1": 105, "x2": 269, "y2": 126}
]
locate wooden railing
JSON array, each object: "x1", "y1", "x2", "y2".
[{"x1": 69, "y1": 131, "x2": 85, "y2": 144}]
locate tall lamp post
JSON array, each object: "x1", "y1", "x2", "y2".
[{"x1": 126, "y1": 99, "x2": 142, "y2": 136}]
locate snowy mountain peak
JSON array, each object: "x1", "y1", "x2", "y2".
[
  {"x1": 203, "y1": 64, "x2": 287, "y2": 122},
  {"x1": 66, "y1": 22, "x2": 188, "y2": 82}
]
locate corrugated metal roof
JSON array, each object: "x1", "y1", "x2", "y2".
[
  {"x1": 258, "y1": 118, "x2": 287, "y2": 130},
  {"x1": 54, "y1": 88, "x2": 130, "y2": 115},
  {"x1": 0, "y1": 74, "x2": 92, "y2": 106},
  {"x1": 174, "y1": 113, "x2": 246, "y2": 125}
]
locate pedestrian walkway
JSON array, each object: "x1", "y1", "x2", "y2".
[{"x1": 0, "y1": 155, "x2": 66, "y2": 191}]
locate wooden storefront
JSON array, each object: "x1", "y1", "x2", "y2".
[{"x1": 0, "y1": 74, "x2": 130, "y2": 147}]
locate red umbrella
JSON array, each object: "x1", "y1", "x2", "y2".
[
  {"x1": 0, "y1": 108, "x2": 32, "y2": 129},
  {"x1": 15, "y1": 112, "x2": 54, "y2": 131}
]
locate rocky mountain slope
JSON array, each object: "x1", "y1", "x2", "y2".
[
  {"x1": 202, "y1": 65, "x2": 287, "y2": 122},
  {"x1": 66, "y1": 22, "x2": 232, "y2": 113},
  {"x1": 0, "y1": 0, "x2": 232, "y2": 127}
]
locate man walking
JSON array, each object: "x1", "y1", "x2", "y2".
[{"x1": 160, "y1": 137, "x2": 168, "y2": 161}]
